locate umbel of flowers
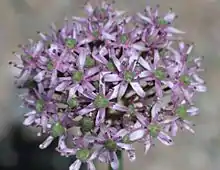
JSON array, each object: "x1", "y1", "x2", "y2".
[{"x1": 10, "y1": 1, "x2": 206, "y2": 170}]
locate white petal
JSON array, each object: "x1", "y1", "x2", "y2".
[
  {"x1": 24, "y1": 110, "x2": 36, "y2": 117},
  {"x1": 33, "y1": 41, "x2": 44, "y2": 56},
  {"x1": 69, "y1": 160, "x2": 82, "y2": 170},
  {"x1": 171, "y1": 122, "x2": 178, "y2": 136},
  {"x1": 195, "y1": 84, "x2": 207, "y2": 92},
  {"x1": 127, "y1": 150, "x2": 136, "y2": 162},
  {"x1": 131, "y1": 43, "x2": 148, "y2": 51},
  {"x1": 87, "y1": 161, "x2": 96, "y2": 170},
  {"x1": 129, "y1": 129, "x2": 146, "y2": 141},
  {"x1": 117, "y1": 143, "x2": 133, "y2": 150},
  {"x1": 39, "y1": 136, "x2": 54, "y2": 149},
  {"x1": 118, "y1": 82, "x2": 128, "y2": 99},
  {"x1": 68, "y1": 85, "x2": 79, "y2": 100},
  {"x1": 144, "y1": 140, "x2": 151, "y2": 154},
  {"x1": 23, "y1": 115, "x2": 35, "y2": 126},
  {"x1": 102, "y1": 32, "x2": 116, "y2": 41},
  {"x1": 34, "y1": 71, "x2": 46, "y2": 82},
  {"x1": 104, "y1": 74, "x2": 122, "y2": 82},
  {"x1": 151, "y1": 102, "x2": 161, "y2": 120},
  {"x1": 55, "y1": 82, "x2": 69, "y2": 91},
  {"x1": 164, "y1": 12, "x2": 176, "y2": 22},
  {"x1": 157, "y1": 132, "x2": 174, "y2": 146},
  {"x1": 108, "y1": 84, "x2": 120, "y2": 100},
  {"x1": 110, "y1": 152, "x2": 119, "y2": 170},
  {"x1": 139, "y1": 71, "x2": 152, "y2": 78},
  {"x1": 187, "y1": 106, "x2": 199, "y2": 114},
  {"x1": 137, "y1": 12, "x2": 153, "y2": 24},
  {"x1": 130, "y1": 82, "x2": 146, "y2": 98},
  {"x1": 164, "y1": 27, "x2": 185, "y2": 34},
  {"x1": 111, "y1": 103, "x2": 128, "y2": 112},
  {"x1": 78, "y1": 49, "x2": 87, "y2": 69},
  {"x1": 84, "y1": 2, "x2": 93, "y2": 15},
  {"x1": 138, "y1": 57, "x2": 152, "y2": 71},
  {"x1": 183, "y1": 122, "x2": 195, "y2": 134}
]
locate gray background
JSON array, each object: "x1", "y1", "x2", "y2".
[{"x1": 0, "y1": 0, "x2": 219, "y2": 170}]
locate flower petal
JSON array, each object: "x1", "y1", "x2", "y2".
[
  {"x1": 171, "y1": 122, "x2": 178, "y2": 136},
  {"x1": 137, "y1": 12, "x2": 153, "y2": 24},
  {"x1": 107, "y1": 84, "x2": 120, "y2": 100},
  {"x1": 127, "y1": 150, "x2": 136, "y2": 162},
  {"x1": 34, "y1": 71, "x2": 46, "y2": 82},
  {"x1": 129, "y1": 128, "x2": 146, "y2": 141},
  {"x1": 110, "y1": 103, "x2": 128, "y2": 112},
  {"x1": 110, "y1": 152, "x2": 119, "y2": 170},
  {"x1": 117, "y1": 143, "x2": 133, "y2": 150},
  {"x1": 151, "y1": 102, "x2": 161, "y2": 120},
  {"x1": 164, "y1": 27, "x2": 185, "y2": 34},
  {"x1": 164, "y1": 12, "x2": 176, "y2": 22},
  {"x1": 87, "y1": 161, "x2": 96, "y2": 170},
  {"x1": 157, "y1": 132, "x2": 174, "y2": 146},
  {"x1": 139, "y1": 70, "x2": 152, "y2": 78},
  {"x1": 84, "y1": 2, "x2": 93, "y2": 15},
  {"x1": 23, "y1": 115, "x2": 35, "y2": 126},
  {"x1": 187, "y1": 106, "x2": 199, "y2": 116},
  {"x1": 131, "y1": 42, "x2": 148, "y2": 51},
  {"x1": 68, "y1": 84, "x2": 79, "y2": 100},
  {"x1": 85, "y1": 66, "x2": 100, "y2": 77},
  {"x1": 130, "y1": 82, "x2": 146, "y2": 98},
  {"x1": 39, "y1": 136, "x2": 54, "y2": 149},
  {"x1": 69, "y1": 159, "x2": 82, "y2": 170},
  {"x1": 138, "y1": 57, "x2": 152, "y2": 71},
  {"x1": 96, "y1": 108, "x2": 106, "y2": 126},
  {"x1": 155, "y1": 82, "x2": 163, "y2": 98},
  {"x1": 144, "y1": 140, "x2": 151, "y2": 154},
  {"x1": 102, "y1": 32, "x2": 116, "y2": 41},
  {"x1": 104, "y1": 74, "x2": 122, "y2": 82},
  {"x1": 56, "y1": 81, "x2": 70, "y2": 91},
  {"x1": 78, "y1": 104, "x2": 96, "y2": 115},
  {"x1": 118, "y1": 82, "x2": 128, "y2": 99},
  {"x1": 78, "y1": 48, "x2": 87, "y2": 69}
]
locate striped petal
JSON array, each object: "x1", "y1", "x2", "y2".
[
  {"x1": 104, "y1": 74, "x2": 122, "y2": 82},
  {"x1": 95, "y1": 108, "x2": 106, "y2": 126},
  {"x1": 69, "y1": 159, "x2": 82, "y2": 170}
]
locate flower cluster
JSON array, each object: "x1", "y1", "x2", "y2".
[{"x1": 10, "y1": 1, "x2": 206, "y2": 170}]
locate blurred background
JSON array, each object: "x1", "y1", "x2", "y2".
[{"x1": 0, "y1": 0, "x2": 219, "y2": 170}]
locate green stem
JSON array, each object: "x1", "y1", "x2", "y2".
[{"x1": 108, "y1": 150, "x2": 123, "y2": 170}]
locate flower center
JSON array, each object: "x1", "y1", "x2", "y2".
[
  {"x1": 154, "y1": 68, "x2": 165, "y2": 80},
  {"x1": 148, "y1": 124, "x2": 161, "y2": 138},
  {"x1": 128, "y1": 104, "x2": 135, "y2": 115},
  {"x1": 36, "y1": 99, "x2": 44, "y2": 112},
  {"x1": 67, "y1": 97, "x2": 78, "y2": 108},
  {"x1": 176, "y1": 105, "x2": 188, "y2": 119},
  {"x1": 92, "y1": 31, "x2": 99, "y2": 38},
  {"x1": 180, "y1": 75, "x2": 190, "y2": 86},
  {"x1": 158, "y1": 18, "x2": 168, "y2": 25},
  {"x1": 122, "y1": 135, "x2": 132, "y2": 144},
  {"x1": 76, "y1": 149, "x2": 90, "y2": 161},
  {"x1": 47, "y1": 61, "x2": 53, "y2": 71},
  {"x1": 65, "y1": 38, "x2": 77, "y2": 48},
  {"x1": 80, "y1": 117, "x2": 94, "y2": 133},
  {"x1": 124, "y1": 71, "x2": 134, "y2": 82},
  {"x1": 120, "y1": 34, "x2": 128, "y2": 44},
  {"x1": 72, "y1": 71, "x2": 83, "y2": 82},
  {"x1": 94, "y1": 95, "x2": 109, "y2": 108},
  {"x1": 107, "y1": 61, "x2": 115, "y2": 72},
  {"x1": 104, "y1": 139, "x2": 117, "y2": 151},
  {"x1": 51, "y1": 122, "x2": 65, "y2": 138},
  {"x1": 85, "y1": 56, "x2": 95, "y2": 67}
]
